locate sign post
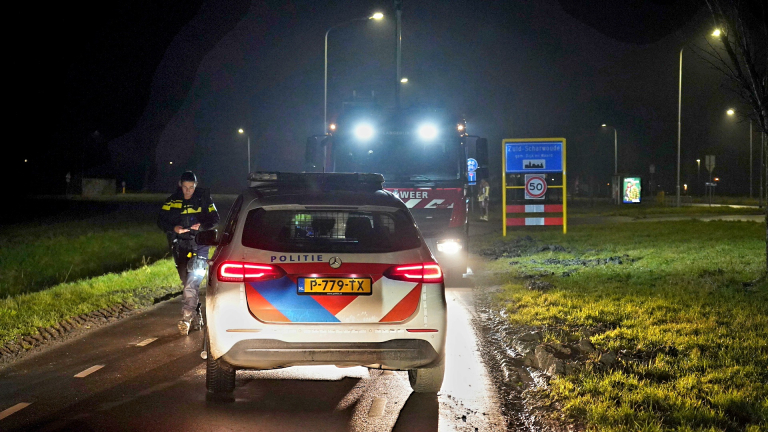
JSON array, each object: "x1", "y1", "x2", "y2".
[
  {"x1": 502, "y1": 138, "x2": 566, "y2": 235},
  {"x1": 705, "y1": 155, "x2": 715, "y2": 206}
]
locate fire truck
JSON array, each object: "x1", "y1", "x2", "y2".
[{"x1": 306, "y1": 103, "x2": 488, "y2": 283}]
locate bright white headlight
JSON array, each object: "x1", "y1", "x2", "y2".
[
  {"x1": 436, "y1": 239, "x2": 462, "y2": 254},
  {"x1": 354, "y1": 123, "x2": 375, "y2": 141},
  {"x1": 417, "y1": 123, "x2": 438, "y2": 141}
]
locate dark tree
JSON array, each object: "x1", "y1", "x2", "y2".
[{"x1": 703, "y1": 0, "x2": 767, "y2": 271}]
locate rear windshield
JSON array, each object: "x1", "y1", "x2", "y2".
[{"x1": 241, "y1": 208, "x2": 422, "y2": 253}]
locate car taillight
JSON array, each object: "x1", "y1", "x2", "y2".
[
  {"x1": 216, "y1": 261, "x2": 285, "y2": 282},
  {"x1": 384, "y1": 262, "x2": 444, "y2": 283}
]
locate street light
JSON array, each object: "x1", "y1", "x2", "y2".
[
  {"x1": 726, "y1": 108, "x2": 753, "y2": 199},
  {"x1": 601, "y1": 124, "x2": 618, "y2": 204},
  {"x1": 677, "y1": 29, "x2": 723, "y2": 207},
  {"x1": 238, "y1": 128, "x2": 251, "y2": 174},
  {"x1": 696, "y1": 158, "x2": 701, "y2": 196},
  {"x1": 324, "y1": 12, "x2": 384, "y2": 133},
  {"x1": 601, "y1": 124, "x2": 618, "y2": 176}
]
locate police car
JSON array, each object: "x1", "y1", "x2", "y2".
[{"x1": 197, "y1": 172, "x2": 447, "y2": 396}]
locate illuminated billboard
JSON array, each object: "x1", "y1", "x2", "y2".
[{"x1": 622, "y1": 177, "x2": 641, "y2": 204}]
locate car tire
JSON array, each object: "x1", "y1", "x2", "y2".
[
  {"x1": 408, "y1": 356, "x2": 445, "y2": 393},
  {"x1": 205, "y1": 331, "x2": 236, "y2": 395}
]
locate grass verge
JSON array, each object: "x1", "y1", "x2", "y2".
[
  {"x1": 476, "y1": 220, "x2": 767, "y2": 431},
  {"x1": 0, "y1": 258, "x2": 179, "y2": 346},
  {"x1": 0, "y1": 221, "x2": 168, "y2": 297}
]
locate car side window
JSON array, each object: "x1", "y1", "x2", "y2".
[{"x1": 219, "y1": 195, "x2": 243, "y2": 246}]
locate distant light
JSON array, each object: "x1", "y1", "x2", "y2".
[
  {"x1": 601, "y1": 124, "x2": 607, "y2": 127},
  {"x1": 400, "y1": 77, "x2": 408, "y2": 83},
  {"x1": 368, "y1": 150, "x2": 373, "y2": 154},
  {"x1": 169, "y1": 161, "x2": 173, "y2": 165},
  {"x1": 696, "y1": 159, "x2": 700, "y2": 162},
  {"x1": 417, "y1": 123, "x2": 438, "y2": 141},
  {"x1": 457, "y1": 124, "x2": 465, "y2": 132},
  {"x1": 353, "y1": 123, "x2": 375, "y2": 141},
  {"x1": 726, "y1": 108, "x2": 735, "y2": 116},
  {"x1": 714, "y1": 177, "x2": 720, "y2": 181},
  {"x1": 684, "y1": 184, "x2": 688, "y2": 191},
  {"x1": 238, "y1": 128, "x2": 244, "y2": 134},
  {"x1": 329, "y1": 123, "x2": 336, "y2": 131},
  {"x1": 712, "y1": 28, "x2": 721, "y2": 37},
  {"x1": 371, "y1": 12, "x2": 384, "y2": 20},
  {"x1": 24, "y1": 159, "x2": 28, "y2": 163}
]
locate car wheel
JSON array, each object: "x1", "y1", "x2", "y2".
[
  {"x1": 205, "y1": 331, "x2": 236, "y2": 395},
  {"x1": 408, "y1": 356, "x2": 445, "y2": 393}
]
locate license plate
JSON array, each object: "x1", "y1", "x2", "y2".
[{"x1": 297, "y1": 278, "x2": 372, "y2": 295}]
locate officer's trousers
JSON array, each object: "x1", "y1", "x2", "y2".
[{"x1": 173, "y1": 244, "x2": 210, "y2": 319}]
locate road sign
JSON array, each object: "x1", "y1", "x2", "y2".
[
  {"x1": 705, "y1": 155, "x2": 715, "y2": 173},
  {"x1": 468, "y1": 171, "x2": 476, "y2": 184},
  {"x1": 467, "y1": 158, "x2": 478, "y2": 172},
  {"x1": 505, "y1": 141, "x2": 563, "y2": 173},
  {"x1": 525, "y1": 175, "x2": 547, "y2": 199}
]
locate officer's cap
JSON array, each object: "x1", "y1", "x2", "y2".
[{"x1": 180, "y1": 171, "x2": 197, "y2": 184}]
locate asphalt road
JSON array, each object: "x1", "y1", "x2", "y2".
[{"x1": 0, "y1": 284, "x2": 505, "y2": 432}]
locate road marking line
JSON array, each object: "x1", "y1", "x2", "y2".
[
  {"x1": 74, "y1": 365, "x2": 105, "y2": 378},
  {"x1": 0, "y1": 402, "x2": 32, "y2": 420},
  {"x1": 368, "y1": 397, "x2": 387, "y2": 417},
  {"x1": 136, "y1": 338, "x2": 157, "y2": 347}
]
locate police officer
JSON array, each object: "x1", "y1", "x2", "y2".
[
  {"x1": 478, "y1": 178, "x2": 490, "y2": 221},
  {"x1": 158, "y1": 171, "x2": 220, "y2": 335}
]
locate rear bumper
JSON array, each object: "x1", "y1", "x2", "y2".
[{"x1": 222, "y1": 338, "x2": 440, "y2": 370}]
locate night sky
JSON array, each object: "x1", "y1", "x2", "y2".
[{"x1": 12, "y1": 0, "x2": 759, "y2": 196}]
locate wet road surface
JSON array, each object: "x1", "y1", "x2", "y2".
[{"x1": 0, "y1": 286, "x2": 505, "y2": 431}]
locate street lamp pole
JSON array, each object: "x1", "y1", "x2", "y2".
[
  {"x1": 602, "y1": 124, "x2": 618, "y2": 203},
  {"x1": 395, "y1": 0, "x2": 403, "y2": 110},
  {"x1": 323, "y1": 13, "x2": 384, "y2": 134},
  {"x1": 696, "y1": 158, "x2": 701, "y2": 196},
  {"x1": 238, "y1": 129, "x2": 250, "y2": 174},
  {"x1": 613, "y1": 128, "x2": 617, "y2": 176},
  {"x1": 677, "y1": 47, "x2": 683, "y2": 207},
  {"x1": 727, "y1": 109, "x2": 754, "y2": 199},
  {"x1": 675, "y1": 30, "x2": 721, "y2": 207}
]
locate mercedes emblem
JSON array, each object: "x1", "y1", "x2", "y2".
[{"x1": 329, "y1": 256, "x2": 342, "y2": 269}]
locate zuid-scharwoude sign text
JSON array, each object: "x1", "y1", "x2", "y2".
[{"x1": 505, "y1": 141, "x2": 563, "y2": 173}]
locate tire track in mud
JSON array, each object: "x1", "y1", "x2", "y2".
[{"x1": 471, "y1": 288, "x2": 580, "y2": 432}]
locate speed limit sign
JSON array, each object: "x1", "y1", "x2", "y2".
[{"x1": 525, "y1": 175, "x2": 547, "y2": 199}]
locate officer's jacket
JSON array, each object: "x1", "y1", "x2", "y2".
[{"x1": 157, "y1": 187, "x2": 220, "y2": 239}]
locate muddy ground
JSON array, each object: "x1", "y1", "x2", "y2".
[{"x1": 468, "y1": 236, "x2": 640, "y2": 431}]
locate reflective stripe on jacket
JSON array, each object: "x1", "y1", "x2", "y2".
[{"x1": 157, "y1": 187, "x2": 220, "y2": 236}]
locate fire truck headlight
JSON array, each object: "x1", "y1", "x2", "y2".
[
  {"x1": 354, "y1": 123, "x2": 375, "y2": 141},
  {"x1": 436, "y1": 239, "x2": 462, "y2": 254},
  {"x1": 417, "y1": 123, "x2": 438, "y2": 141}
]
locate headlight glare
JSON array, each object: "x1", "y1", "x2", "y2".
[
  {"x1": 417, "y1": 123, "x2": 438, "y2": 141},
  {"x1": 436, "y1": 239, "x2": 462, "y2": 254},
  {"x1": 354, "y1": 123, "x2": 375, "y2": 141}
]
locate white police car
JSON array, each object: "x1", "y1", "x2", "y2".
[{"x1": 197, "y1": 172, "x2": 447, "y2": 396}]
